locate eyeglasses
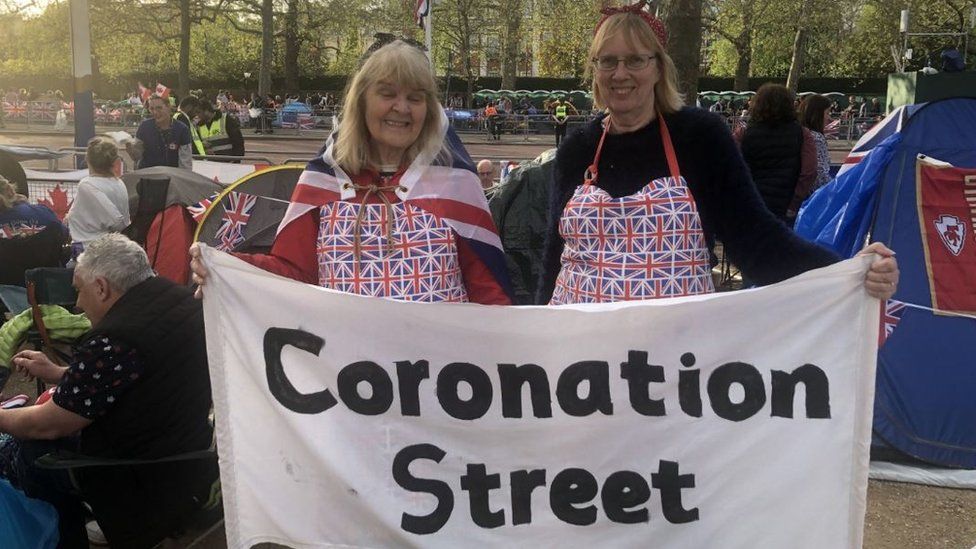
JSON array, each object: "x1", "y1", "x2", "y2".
[
  {"x1": 592, "y1": 54, "x2": 658, "y2": 71},
  {"x1": 477, "y1": 171, "x2": 493, "y2": 176}
]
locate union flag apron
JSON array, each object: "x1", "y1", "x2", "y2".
[
  {"x1": 550, "y1": 114, "x2": 714, "y2": 304},
  {"x1": 316, "y1": 182, "x2": 469, "y2": 303}
]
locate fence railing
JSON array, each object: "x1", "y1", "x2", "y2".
[{"x1": 719, "y1": 114, "x2": 883, "y2": 142}]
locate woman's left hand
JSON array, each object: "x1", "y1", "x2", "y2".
[{"x1": 857, "y1": 242, "x2": 899, "y2": 300}]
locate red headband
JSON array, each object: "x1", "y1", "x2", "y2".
[{"x1": 595, "y1": 0, "x2": 668, "y2": 48}]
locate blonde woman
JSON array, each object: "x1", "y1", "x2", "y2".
[
  {"x1": 0, "y1": 176, "x2": 64, "y2": 239},
  {"x1": 66, "y1": 136, "x2": 130, "y2": 255},
  {"x1": 538, "y1": 1, "x2": 898, "y2": 304},
  {"x1": 191, "y1": 40, "x2": 511, "y2": 304}
]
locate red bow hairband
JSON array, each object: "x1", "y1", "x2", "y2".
[{"x1": 595, "y1": 0, "x2": 668, "y2": 48}]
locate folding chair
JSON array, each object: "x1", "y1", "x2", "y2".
[
  {"x1": 0, "y1": 224, "x2": 69, "y2": 287},
  {"x1": 24, "y1": 268, "x2": 77, "y2": 395}
]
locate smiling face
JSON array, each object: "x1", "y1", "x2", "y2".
[
  {"x1": 594, "y1": 32, "x2": 659, "y2": 126},
  {"x1": 148, "y1": 97, "x2": 171, "y2": 126},
  {"x1": 364, "y1": 80, "x2": 427, "y2": 166}
]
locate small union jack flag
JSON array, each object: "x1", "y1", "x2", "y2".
[
  {"x1": 187, "y1": 192, "x2": 221, "y2": 223},
  {"x1": 878, "y1": 299, "x2": 907, "y2": 348},
  {"x1": 214, "y1": 191, "x2": 257, "y2": 251},
  {"x1": 0, "y1": 220, "x2": 45, "y2": 239}
]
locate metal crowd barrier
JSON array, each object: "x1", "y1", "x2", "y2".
[{"x1": 722, "y1": 114, "x2": 882, "y2": 142}]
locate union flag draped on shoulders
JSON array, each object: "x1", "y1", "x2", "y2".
[
  {"x1": 916, "y1": 157, "x2": 976, "y2": 315},
  {"x1": 280, "y1": 107, "x2": 513, "y2": 299}
]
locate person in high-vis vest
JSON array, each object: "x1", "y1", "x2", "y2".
[
  {"x1": 550, "y1": 98, "x2": 576, "y2": 147},
  {"x1": 174, "y1": 96, "x2": 206, "y2": 156},
  {"x1": 196, "y1": 102, "x2": 245, "y2": 159}
]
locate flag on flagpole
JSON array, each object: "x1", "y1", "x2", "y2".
[
  {"x1": 137, "y1": 82, "x2": 151, "y2": 102},
  {"x1": 415, "y1": 0, "x2": 429, "y2": 27},
  {"x1": 155, "y1": 83, "x2": 171, "y2": 99}
]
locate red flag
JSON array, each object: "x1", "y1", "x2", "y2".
[
  {"x1": 155, "y1": 82, "x2": 170, "y2": 99},
  {"x1": 917, "y1": 161, "x2": 976, "y2": 315},
  {"x1": 138, "y1": 82, "x2": 151, "y2": 102}
]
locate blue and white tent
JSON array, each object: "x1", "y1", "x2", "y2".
[{"x1": 796, "y1": 97, "x2": 976, "y2": 468}]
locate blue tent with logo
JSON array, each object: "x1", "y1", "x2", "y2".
[{"x1": 796, "y1": 97, "x2": 976, "y2": 468}]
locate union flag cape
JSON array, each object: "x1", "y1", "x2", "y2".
[{"x1": 279, "y1": 108, "x2": 513, "y2": 298}]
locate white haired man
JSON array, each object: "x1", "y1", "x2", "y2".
[{"x1": 5, "y1": 234, "x2": 216, "y2": 548}]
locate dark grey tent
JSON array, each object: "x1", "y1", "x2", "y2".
[{"x1": 194, "y1": 165, "x2": 302, "y2": 253}]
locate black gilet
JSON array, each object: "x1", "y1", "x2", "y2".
[
  {"x1": 739, "y1": 121, "x2": 803, "y2": 219},
  {"x1": 79, "y1": 276, "x2": 212, "y2": 459}
]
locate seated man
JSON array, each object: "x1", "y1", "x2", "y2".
[{"x1": 4, "y1": 234, "x2": 216, "y2": 548}]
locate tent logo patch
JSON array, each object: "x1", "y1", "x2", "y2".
[{"x1": 933, "y1": 214, "x2": 966, "y2": 256}]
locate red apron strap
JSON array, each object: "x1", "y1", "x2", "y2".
[
  {"x1": 586, "y1": 113, "x2": 680, "y2": 186},
  {"x1": 584, "y1": 116, "x2": 613, "y2": 186},
  {"x1": 657, "y1": 111, "x2": 681, "y2": 183}
]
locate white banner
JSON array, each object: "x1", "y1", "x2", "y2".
[{"x1": 199, "y1": 246, "x2": 879, "y2": 549}]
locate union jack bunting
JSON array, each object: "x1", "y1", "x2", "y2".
[
  {"x1": 878, "y1": 299, "x2": 907, "y2": 347},
  {"x1": 187, "y1": 192, "x2": 221, "y2": 223},
  {"x1": 281, "y1": 107, "x2": 512, "y2": 298},
  {"x1": 214, "y1": 191, "x2": 257, "y2": 251}
]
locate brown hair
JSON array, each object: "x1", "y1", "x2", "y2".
[
  {"x1": 748, "y1": 83, "x2": 797, "y2": 126},
  {"x1": 799, "y1": 94, "x2": 831, "y2": 134},
  {"x1": 586, "y1": 12, "x2": 683, "y2": 114}
]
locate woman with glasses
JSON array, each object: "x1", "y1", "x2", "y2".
[{"x1": 537, "y1": 1, "x2": 898, "y2": 305}]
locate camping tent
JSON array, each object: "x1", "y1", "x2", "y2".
[
  {"x1": 194, "y1": 165, "x2": 302, "y2": 254},
  {"x1": 121, "y1": 167, "x2": 222, "y2": 284},
  {"x1": 795, "y1": 97, "x2": 976, "y2": 468}
]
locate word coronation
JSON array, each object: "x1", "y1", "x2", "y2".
[{"x1": 264, "y1": 327, "x2": 833, "y2": 422}]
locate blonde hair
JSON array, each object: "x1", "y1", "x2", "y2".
[
  {"x1": 86, "y1": 135, "x2": 120, "y2": 175},
  {"x1": 586, "y1": 13, "x2": 684, "y2": 115},
  {"x1": 0, "y1": 176, "x2": 26, "y2": 211},
  {"x1": 334, "y1": 40, "x2": 446, "y2": 174}
]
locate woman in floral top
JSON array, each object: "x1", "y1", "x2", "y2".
[{"x1": 799, "y1": 94, "x2": 833, "y2": 189}]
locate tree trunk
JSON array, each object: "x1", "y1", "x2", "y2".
[
  {"x1": 178, "y1": 0, "x2": 191, "y2": 97},
  {"x1": 732, "y1": 0, "x2": 754, "y2": 92},
  {"x1": 284, "y1": 0, "x2": 300, "y2": 92},
  {"x1": 660, "y1": 0, "x2": 704, "y2": 101},
  {"x1": 500, "y1": 0, "x2": 521, "y2": 90},
  {"x1": 785, "y1": 0, "x2": 813, "y2": 94},
  {"x1": 259, "y1": 0, "x2": 274, "y2": 96}
]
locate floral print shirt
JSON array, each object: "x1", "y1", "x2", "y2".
[{"x1": 52, "y1": 336, "x2": 144, "y2": 419}]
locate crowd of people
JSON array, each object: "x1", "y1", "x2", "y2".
[{"x1": 0, "y1": 4, "x2": 901, "y2": 547}]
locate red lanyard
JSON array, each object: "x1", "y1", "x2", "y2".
[{"x1": 583, "y1": 111, "x2": 681, "y2": 187}]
